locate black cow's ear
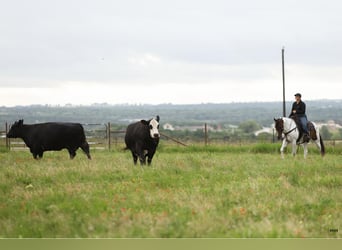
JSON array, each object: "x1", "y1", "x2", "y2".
[
  {"x1": 156, "y1": 115, "x2": 160, "y2": 122},
  {"x1": 140, "y1": 120, "x2": 149, "y2": 125},
  {"x1": 19, "y1": 119, "x2": 24, "y2": 125},
  {"x1": 274, "y1": 118, "x2": 277, "y2": 122}
]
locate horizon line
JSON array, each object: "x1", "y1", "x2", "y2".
[{"x1": 1, "y1": 98, "x2": 341, "y2": 108}]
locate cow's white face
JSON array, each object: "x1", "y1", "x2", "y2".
[{"x1": 149, "y1": 118, "x2": 160, "y2": 139}]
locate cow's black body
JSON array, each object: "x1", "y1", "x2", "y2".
[
  {"x1": 125, "y1": 117, "x2": 160, "y2": 165},
  {"x1": 7, "y1": 120, "x2": 91, "y2": 159}
]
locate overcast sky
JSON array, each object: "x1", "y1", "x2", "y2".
[{"x1": 0, "y1": 0, "x2": 341, "y2": 106}]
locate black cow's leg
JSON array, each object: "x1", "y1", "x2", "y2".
[
  {"x1": 30, "y1": 149, "x2": 37, "y2": 159},
  {"x1": 134, "y1": 145, "x2": 146, "y2": 166},
  {"x1": 147, "y1": 151, "x2": 155, "y2": 166},
  {"x1": 147, "y1": 155, "x2": 153, "y2": 166},
  {"x1": 138, "y1": 151, "x2": 146, "y2": 165},
  {"x1": 68, "y1": 149, "x2": 76, "y2": 159},
  {"x1": 31, "y1": 147, "x2": 39, "y2": 160},
  {"x1": 38, "y1": 151, "x2": 44, "y2": 159},
  {"x1": 80, "y1": 142, "x2": 91, "y2": 160},
  {"x1": 131, "y1": 152, "x2": 138, "y2": 165},
  {"x1": 139, "y1": 157, "x2": 146, "y2": 165}
]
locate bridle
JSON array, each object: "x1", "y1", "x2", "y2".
[{"x1": 276, "y1": 118, "x2": 297, "y2": 141}]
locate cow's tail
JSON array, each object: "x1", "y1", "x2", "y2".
[
  {"x1": 319, "y1": 134, "x2": 325, "y2": 156},
  {"x1": 79, "y1": 124, "x2": 91, "y2": 159}
]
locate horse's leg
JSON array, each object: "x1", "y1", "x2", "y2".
[
  {"x1": 303, "y1": 143, "x2": 308, "y2": 159},
  {"x1": 291, "y1": 140, "x2": 297, "y2": 157},
  {"x1": 313, "y1": 137, "x2": 326, "y2": 157},
  {"x1": 280, "y1": 139, "x2": 288, "y2": 159},
  {"x1": 313, "y1": 139, "x2": 321, "y2": 153}
]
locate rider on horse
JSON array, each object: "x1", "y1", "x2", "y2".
[{"x1": 289, "y1": 93, "x2": 310, "y2": 143}]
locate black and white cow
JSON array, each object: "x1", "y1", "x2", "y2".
[
  {"x1": 125, "y1": 116, "x2": 160, "y2": 165},
  {"x1": 6, "y1": 120, "x2": 91, "y2": 160}
]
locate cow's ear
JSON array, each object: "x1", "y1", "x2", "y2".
[
  {"x1": 18, "y1": 119, "x2": 24, "y2": 126},
  {"x1": 274, "y1": 118, "x2": 277, "y2": 122},
  {"x1": 156, "y1": 115, "x2": 160, "y2": 122},
  {"x1": 140, "y1": 120, "x2": 149, "y2": 125}
]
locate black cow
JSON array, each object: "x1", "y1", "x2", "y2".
[
  {"x1": 6, "y1": 120, "x2": 91, "y2": 160},
  {"x1": 125, "y1": 116, "x2": 160, "y2": 165}
]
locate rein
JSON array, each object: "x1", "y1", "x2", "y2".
[{"x1": 283, "y1": 126, "x2": 297, "y2": 136}]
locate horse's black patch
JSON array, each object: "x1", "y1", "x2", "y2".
[{"x1": 308, "y1": 121, "x2": 317, "y2": 140}]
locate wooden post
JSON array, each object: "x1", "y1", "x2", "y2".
[
  {"x1": 107, "y1": 122, "x2": 111, "y2": 150},
  {"x1": 204, "y1": 123, "x2": 208, "y2": 146},
  {"x1": 272, "y1": 128, "x2": 275, "y2": 143},
  {"x1": 5, "y1": 122, "x2": 9, "y2": 150}
]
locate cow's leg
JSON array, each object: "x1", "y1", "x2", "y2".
[
  {"x1": 68, "y1": 149, "x2": 77, "y2": 159},
  {"x1": 139, "y1": 154, "x2": 146, "y2": 165},
  {"x1": 30, "y1": 148, "x2": 37, "y2": 159},
  {"x1": 134, "y1": 144, "x2": 146, "y2": 166},
  {"x1": 137, "y1": 151, "x2": 146, "y2": 165},
  {"x1": 38, "y1": 151, "x2": 44, "y2": 159},
  {"x1": 70, "y1": 152, "x2": 76, "y2": 159},
  {"x1": 30, "y1": 147, "x2": 40, "y2": 160},
  {"x1": 131, "y1": 151, "x2": 138, "y2": 165},
  {"x1": 280, "y1": 139, "x2": 288, "y2": 159},
  {"x1": 147, "y1": 150, "x2": 155, "y2": 166},
  {"x1": 80, "y1": 142, "x2": 91, "y2": 159}
]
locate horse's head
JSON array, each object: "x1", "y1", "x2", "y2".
[{"x1": 274, "y1": 118, "x2": 284, "y2": 140}]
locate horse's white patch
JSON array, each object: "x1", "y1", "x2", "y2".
[{"x1": 149, "y1": 118, "x2": 160, "y2": 138}]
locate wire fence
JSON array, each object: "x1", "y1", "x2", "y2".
[
  {"x1": 1, "y1": 122, "x2": 342, "y2": 151},
  {"x1": 0, "y1": 122, "x2": 188, "y2": 151}
]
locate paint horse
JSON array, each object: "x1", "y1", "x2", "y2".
[{"x1": 274, "y1": 117, "x2": 325, "y2": 158}]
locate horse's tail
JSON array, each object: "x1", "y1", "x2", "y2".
[{"x1": 319, "y1": 134, "x2": 325, "y2": 156}]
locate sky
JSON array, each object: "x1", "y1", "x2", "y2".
[{"x1": 0, "y1": 0, "x2": 341, "y2": 106}]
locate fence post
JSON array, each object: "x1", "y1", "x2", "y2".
[
  {"x1": 272, "y1": 128, "x2": 275, "y2": 143},
  {"x1": 107, "y1": 122, "x2": 111, "y2": 150},
  {"x1": 204, "y1": 123, "x2": 208, "y2": 146},
  {"x1": 5, "y1": 122, "x2": 9, "y2": 150}
]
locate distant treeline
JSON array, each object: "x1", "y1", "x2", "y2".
[{"x1": 1, "y1": 100, "x2": 342, "y2": 127}]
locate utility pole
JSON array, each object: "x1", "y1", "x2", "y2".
[{"x1": 282, "y1": 47, "x2": 286, "y2": 117}]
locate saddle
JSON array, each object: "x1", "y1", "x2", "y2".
[{"x1": 290, "y1": 116, "x2": 317, "y2": 143}]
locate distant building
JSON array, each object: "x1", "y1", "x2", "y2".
[
  {"x1": 317, "y1": 120, "x2": 342, "y2": 131},
  {"x1": 254, "y1": 127, "x2": 273, "y2": 136},
  {"x1": 163, "y1": 123, "x2": 175, "y2": 131}
]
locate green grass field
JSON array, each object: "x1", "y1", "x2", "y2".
[{"x1": 0, "y1": 144, "x2": 341, "y2": 238}]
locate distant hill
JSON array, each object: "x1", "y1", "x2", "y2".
[{"x1": 1, "y1": 100, "x2": 341, "y2": 127}]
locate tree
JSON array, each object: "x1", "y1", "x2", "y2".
[
  {"x1": 320, "y1": 126, "x2": 332, "y2": 140},
  {"x1": 238, "y1": 120, "x2": 262, "y2": 134}
]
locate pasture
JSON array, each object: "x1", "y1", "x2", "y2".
[{"x1": 0, "y1": 144, "x2": 341, "y2": 238}]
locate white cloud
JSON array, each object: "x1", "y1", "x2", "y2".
[{"x1": 0, "y1": 0, "x2": 342, "y2": 106}]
